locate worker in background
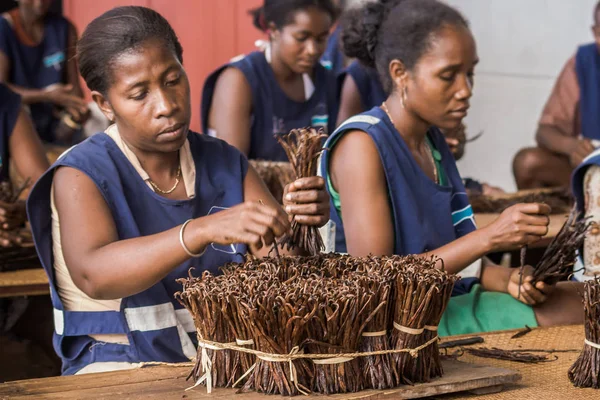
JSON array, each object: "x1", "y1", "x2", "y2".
[
  {"x1": 513, "y1": 1, "x2": 600, "y2": 189},
  {"x1": 0, "y1": 0, "x2": 89, "y2": 145}
]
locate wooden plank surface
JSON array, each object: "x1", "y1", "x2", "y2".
[
  {"x1": 475, "y1": 213, "x2": 566, "y2": 250},
  {"x1": 0, "y1": 359, "x2": 520, "y2": 400},
  {"x1": 0, "y1": 269, "x2": 49, "y2": 298}
]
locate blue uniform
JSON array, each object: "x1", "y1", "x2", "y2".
[
  {"x1": 575, "y1": 43, "x2": 600, "y2": 140},
  {"x1": 201, "y1": 51, "x2": 338, "y2": 161},
  {"x1": 341, "y1": 61, "x2": 386, "y2": 111},
  {"x1": 27, "y1": 131, "x2": 248, "y2": 374},
  {"x1": 0, "y1": 83, "x2": 20, "y2": 181},
  {"x1": 0, "y1": 13, "x2": 69, "y2": 142},
  {"x1": 321, "y1": 26, "x2": 345, "y2": 76}
]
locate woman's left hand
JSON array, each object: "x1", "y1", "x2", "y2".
[
  {"x1": 0, "y1": 200, "x2": 27, "y2": 230},
  {"x1": 507, "y1": 265, "x2": 554, "y2": 305},
  {"x1": 283, "y1": 177, "x2": 330, "y2": 227}
]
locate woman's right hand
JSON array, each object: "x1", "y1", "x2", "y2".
[
  {"x1": 196, "y1": 202, "x2": 291, "y2": 251},
  {"x1": 481, "y1": 203, "x2": 551, "y2": 252},
  {"x1": 43, "y1": 84, "x2": 88, "y2": 116}
]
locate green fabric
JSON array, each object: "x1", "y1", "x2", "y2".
[
  {"x1": 438, "y1": 284, "x2": 538, "y2": 337},
  {"x1": 325, "y1": 133, "x2": 446, "y2": 215}
]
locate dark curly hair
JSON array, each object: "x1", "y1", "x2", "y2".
[
  {"x1": 250, "y1": 0, "x2": 339, "y2": 32},
  {"x1": 341, "y1": 0, "x2": 469, "y2": 94},
  {"x1": 77, "y1": 6, "x2": 183, "y2": 95}
]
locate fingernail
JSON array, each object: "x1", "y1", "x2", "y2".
[
  {"x1": 285, "y1": 194, "x2": 292, "y2": 201},
  {"x1": 285, "y1": 206, "x2": 292, "y2": 213}
]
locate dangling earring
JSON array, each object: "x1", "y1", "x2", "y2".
[{"x1": 400, "y1": 86, "x2": 408, "y2": 109}]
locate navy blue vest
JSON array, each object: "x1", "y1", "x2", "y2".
[
  {"x1": 27, "y1": 131, "x2": 248, "y2": 374},
  {"x1": 0, "y1": 13, "x2": 69, "y2": 143},
  {"x1": 572, "y1": 150, "x2": 600, "y2": 212},
  {"x1": 201, "y1": 51, "x2": 338, "y2": 161},
  {"x1": 321, "y1": 26, "x2": 345, "y2": 76},
  {"x1": 0, "y1": 83, "x2": 20, "y2": 181},
  {"x1": 321, "y1": 107, "x2": 476, "y2": 255},
  {"x1": 340, "y1": 61, "x2": 386, "y2": 111},
  {"x1": 575, "y1": 43, "x2": 600, "y2": 140}
]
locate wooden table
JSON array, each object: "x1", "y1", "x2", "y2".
[
  {"x1": 0, "y1": 269, "x2": 49, "y2": 298},
  {"x1": 0, "y1": 325, "x2": 592, "y2": 399},
  {"x1": 475, "y1": 213, "x2": 566, "y2": 250}
]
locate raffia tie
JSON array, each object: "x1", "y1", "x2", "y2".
[
  {"x1": 188, "y1": 329, "x2": 439, "y2": 396},
  {"x1": 393, "y1": 321, "x2": 438, "y2": 335},
  {"x1": 584, "y1": 339, "x2": 600, "y2": 350}
]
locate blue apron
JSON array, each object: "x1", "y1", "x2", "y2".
[
  {"x1": 575, "y1": 43, "x2": 600, "y2": 141},
  {"x1": 320, "y1": 26, "x2": 345, "y2": 76},
  {"x1": 339, "y1": 61, "x2": 386, "y2": 111},
  {"x1": 320, "y1": 107, "x2": 477, "y2": 294},
  {"x1": 0, "y1": 13, "x2": 69, "y2": 143},
  {"x1": 201, "y1": 51, "x2": 338, "y2": 161},
  {"x1": 27, "y1": 131, "x2": 248, "y2": 375},
  {"x1": 0, "y1": 83, "x2": 20, "y2": 181}
]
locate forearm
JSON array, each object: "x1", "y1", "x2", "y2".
[
  {"x1": 421, "y1": 229, "x2": 493, "y2": 275},
  {"x1": 70, "y1": 219, "x2": 211, "y2": 300},
  {"x1": 536, "y1": 125, "x2": 577, "y2": 156},
  {"x1": 6, "y1": 83, "x2": 49, "y2": 104},
  {"x1": 479, "y1": 260, "x2": 511, "y2": 293}
]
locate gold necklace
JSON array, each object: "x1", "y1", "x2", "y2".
[
  {"x1": 381, "y1": 102, "x2": 439, "y2": 184},
  {"x1": 148, "y1": 164, "x2": 182, "y2": 194}
]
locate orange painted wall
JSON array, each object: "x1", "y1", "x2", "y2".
[{"x1": 63, "y1": 0, "x2": 264, "y2": 132}]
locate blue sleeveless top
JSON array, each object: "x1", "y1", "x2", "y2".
[
  {"x1": 0, "y1": 83, "x2": 20, "y2": 181},
  {"x1": 27, "y1": 131, "x2": 248, "y2": 374},
  {"x1": 0, "y1": 13, "x2": 69, "y2": 143},
  {"x1": 340, "y1": 61, "x2": 386, "y2": 111},
  {"x1": 576, "y1": 43, "x2": 600, "y2": 140},
  {"x1": 201, "y1": 51, "x2": 338, "y2": 161},
  {"x1": 321, "y1": 26, "x2": 345, "y2": 76}
]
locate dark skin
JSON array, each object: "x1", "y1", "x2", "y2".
[
  {"x1": 0, "y1": 105, "x2": 50, "y2": 246},
  {"x1": 329, "y1": 24, "x2": 582, "y2": 326},
  {"x1": 517, "y1": 10, "x2": 600, "y2": 189},
  {"x1": 53, "y1": 38, "x2": 329, "y2": 300},
  {"x1": 207, "y1": 7, "x2": 332, "y2": 156},
  {"x1": 0, "y1": 0, "x2": 89, "y2": 123}
]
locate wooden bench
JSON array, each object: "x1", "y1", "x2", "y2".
[{"x1": 0, "y1": 269, "x2": 49, "y2": 298}]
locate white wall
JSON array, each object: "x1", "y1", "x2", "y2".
[{"x1": 445, "y1": 0, "x2": 597, "y2": 191}]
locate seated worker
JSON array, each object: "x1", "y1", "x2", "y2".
[
  {"x1": 322, "y1": 0, "x2": 583, "y2": 336},
  {"x1": 0, "y1": 0, "x2": 89, "y2": 144},
  {"x1": 513, "y1": 1, "x2": 600, "y2": 189},
  {"x1": 27, "y1": 6, "x2": 330, "y2": 375},
  {"x1": 0, "y1": 82, "x2": 49, "y2": 246},
  {"x1": 201, "y1": 0, "x2": 339, "y2": 161},
  {"x1": 320, "y1": 0, "x2": 348, "y2": 75}
]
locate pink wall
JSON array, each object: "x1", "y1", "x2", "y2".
[{"x1": 63, "y1": 0, "x2": 264, "y2": 132}]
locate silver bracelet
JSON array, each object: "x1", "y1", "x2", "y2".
[{"x1": 179, "y1": 219, "x2": 205, "y2": 258}]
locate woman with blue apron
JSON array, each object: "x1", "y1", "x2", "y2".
[
  {"x1": 201, "y1": 0, "x2": 339, "y2": 161},
  {"x1": 27, "y1": 6, "x2": 330, "y2": 375},
  {"x1": 0, "y1": 0, "x2": 89, "y2": 144},
  {"x1": 322, "y1": 0, "x2": 583, "y2": 336}
]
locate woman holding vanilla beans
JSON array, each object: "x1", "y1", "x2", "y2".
[
  {"x1": 322, "y1": 0, "x2": 583, "y2": 336},
  {"x1": 27, "y1": 6, "x2": 329, "y2": 375}
]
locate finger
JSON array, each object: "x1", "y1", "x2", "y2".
[
  {"x1": 285, "y1": 202, "x2": 328, "y2": 217},
  {"x1": 535, "y1": 281, "x2": 553, "y2": 295},
  {"x1": 285, "y1": 190, "x2": 322, "y2": 204},
  {"x1": 516, "y1": 202, "x2": 551, "y2": 216},
  {"x1": 250, "y1": 208, "x2": 289, "y2": 237},
  {"x1": 62, "y1": 84, "x2": 73, "y2": 92},
  {"x1": 517, "y1": 287, "x2": 535, "y2": 305},
  {"x1": 293, "y1": 214, "x2": 328, "y2": 226},
  {"x1": 582, "y1": 140, "x2": 596, "y2": 153},
  {"x1": 287, "y1": 177, "x2": 326, "y2": 192},
  {"x1": 446, "y1": 138, "x2": 459, "y2": 146},
  {"x1": 251, "y1": 202, "x2": 289, "y2": 230},
  {"x1": 518, "y1": 224, "x2": 549, "y2": 236},
  {"x1": 522, "y1": 282, "x2": 547, "y2": 304},
  {"x1": 514, "y1": 213, "x2": 549, "y2": 227}
]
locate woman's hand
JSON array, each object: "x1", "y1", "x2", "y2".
[
  {"x1": 481, "y1": 203, "x2": 551, "y2": 252},
  {"x1": 507, "y1": 265, "x2": 554, "y2": 305},
  {"x1": 196, "y1": 202, "x2": 291, "y2": 251},
  {"x1": 0, "y1": 200, "x2": 27, "y2": 230},
  {"x1": 282, "y1": 177, "x2": 330, "y2": 227}
]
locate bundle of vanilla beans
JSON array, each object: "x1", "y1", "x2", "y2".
[
  {"x1": 176, "y1": 254, "x2": 457, "y2": 396},
  {"x1": 249, "y1": 160, "x2": 295, "y2": 204},
  {"x1": 276, "y1": 128, "x2": 327, "y2": 255},
  {"x1": 530, "y1": 206, "x2": 590, "y2": 285},
  {"x1": 468, "y1": 187, "x2": 572, "y2": 214},
  {"x1": 569, "y1": 278, "x2": 600, "y2": 389}
]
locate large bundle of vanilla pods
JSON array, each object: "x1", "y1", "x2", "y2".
[{"x1": 176, "y1": 254, "x2": 457, "y2": 396}]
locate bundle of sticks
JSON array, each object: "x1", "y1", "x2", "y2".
[
  {"x1": 468, "y1": 187, "x2": 572, "y2": 214},
  {"x1": 569, "y1": 278, "x2": 600, "y2": 389},
  {"x1": 276, "y1": 128, "x2": 327, "y2": 255},
  {"x1": 530, "y1": 206, "x2": 589, "y2": 285},
  {"x1": 176, "y1": 254, "x2": 457, "y2": 396},
  {"x1": 249, "y1": 160, "x2": 295, "y2": 204}
]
